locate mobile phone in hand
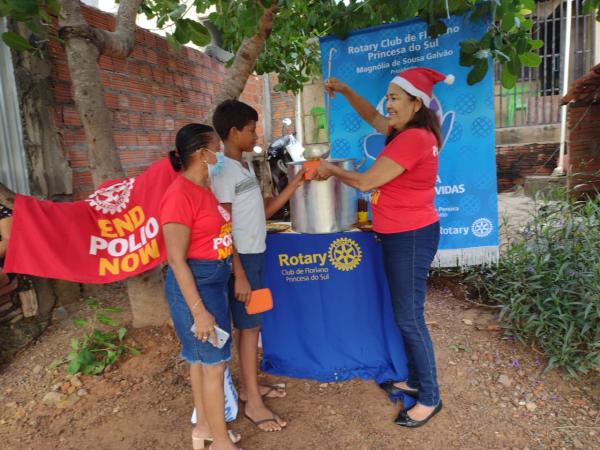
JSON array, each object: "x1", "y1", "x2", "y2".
[
  {"x1": 190, "y1": 324, "x2": 230, "y2": 349},
  {"x1": 211, "y1": 325, "x2": 230, "y2": 349}
]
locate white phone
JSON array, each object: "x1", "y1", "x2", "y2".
[
  {"x1": 211, "y1": 325, "x2": 230, "y2": 349},
  {"x1": 190, "y1": 324, "x2": 230, "y2": 349}
]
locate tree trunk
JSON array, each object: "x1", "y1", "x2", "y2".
[
  {"x1": 208, "y1": 4, "x2": 279, "y2": 115},
  {"x1": 59, "y1": 0, "x2": 169, "y2": 327}
]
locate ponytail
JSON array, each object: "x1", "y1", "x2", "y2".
[{"x1": 168, "y1": 150, "x2": 182, "y2": 171}]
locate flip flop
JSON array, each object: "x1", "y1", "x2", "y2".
[
  {"x1": 259, "y1": 383, "x2": 287, "y2": 399},
  {"x1": 244, "y1": 412, "x2": 287, "y2": 432},
  {"x1": 239, "y1": 383, "x2": 287, "y2": 403}
]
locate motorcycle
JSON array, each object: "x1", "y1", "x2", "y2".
[{"x1": 266, "y1": 118, "x2": 303, "y2": 220}]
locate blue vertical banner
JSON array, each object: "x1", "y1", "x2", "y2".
[{"x1": 320, "y1": 15, "x2": 499, "y2": 266}]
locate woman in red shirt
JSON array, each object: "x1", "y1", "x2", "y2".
[
  {"x1": 314, "y1": 68, "x2": 452, "y2": 428},
  {"x1": 160, "y1": 124, "x2": 240, "y2": 450}
]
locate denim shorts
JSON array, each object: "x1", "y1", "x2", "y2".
[
  {"x1": 230, "y1": 252, "x2": 265, "y2": 330},
  {"x1": 165, "y1": 258, "x2": 232, "y2": 365}
]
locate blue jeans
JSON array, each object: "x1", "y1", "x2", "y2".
[
  {"x1": 378, "y1": 221, "x2": 440, "y2": 406},
  {"x1": 230, "y1": 252, "x2": 265, "y2": 329},
  {"x1": 165, "y1": 258, "x2": 232, "y2": 365}
]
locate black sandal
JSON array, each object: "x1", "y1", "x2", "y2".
[
  {"x1": 378, "y1": 380, "x2": 419, "y2": 396},
  {"x1": 395, "y1": 401, "x2": 443, "y2": 428}
]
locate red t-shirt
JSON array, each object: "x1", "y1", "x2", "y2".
[
  {"x1": 371, "y1": 128, "x2": 439, "y2": 233},
  {"x1": 159, "y1": 176, "x2": 233, "y2": 260}
]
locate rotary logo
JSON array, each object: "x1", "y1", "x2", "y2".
[
  {"x1": 86, "y1": 178, "x2": 135, "y2": 215},
  {"x1": 471, "y1": 218, "x2": 493, "y2": 238},
  {"x1": 327, "y1": 237, "x2": 362, "y2": 271}
]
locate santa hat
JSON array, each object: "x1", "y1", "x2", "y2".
[{"x1": 390, "y1": 68, "x2": 454, "y2": 108}]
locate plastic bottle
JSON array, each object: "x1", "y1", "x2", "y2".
[{"x1": 357, "y1": 191, "x2": 369, "y2": 223}]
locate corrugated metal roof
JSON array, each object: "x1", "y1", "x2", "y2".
[{"x1": 0, "y1": 18, "x2": 29, "y2": 194}]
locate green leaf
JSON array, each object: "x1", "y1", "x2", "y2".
[
  {"x1": 97, "y1": 314, "x2": 119, "y2": 327},
  {"x1": 169, "y1": 4, "x2": 186, "y2": 20},
  {"x1": 522, "y1": 0, "x2": 536, "y2": 11},
  {"x1": 48, "y1": 359, "x2": 63, "y2": 370},
  {"x1": 460, "y1": 39, "x2": 479, "y2": 55},
  {"x1": 102, "y1": 307, "x2": 124, "y2": 314},
  {"x1": 47, "y1": 0, "x2": 60, "y2": 16},
  {"x1": 86, "y1": 299, "x2": 99, "y2": 309},
  {"x1": 6, "y1": 0, "x2": 38, "y2": 14},
  {"x1": 174, "y1": 20, "x2": 190, "y2": 44},
  {"x1": 106, "y1": 350, "x2": 117, "y2": 365},
  {"x1": 73, "y1": 319, "x2": 88, "y2": 328},
  {"x1": 459, "y1": 50, "x2": 475, "y2": 67},
  {"x1": 500, "y1": 66, "x2": 517, "y2": 89},
  {"x1": 1, "y1": 31, "x2": 34, "y2": 51},
  {"x1": 118, "y1": 327, "x2": 127, "y2": 341},
  {"x1": 80, "y1": 348, "x2": 95, "y2": 365},
  {"x1": 520, "y1": 19, "x2": 533, "y2": 31},
  {"x1": 67, "y1": 358, "x2": 81, "y2": 375},
  {"x1": 467, "y1": 58, "x2": 488, "y2": 85},
  {"x1": 519, "y1": 52, "x2": 542, "y2": 68},
  {"x1": 528, "y1": 38, "x2": 544, "y2": 51},
  {"x1": 128, "y1": 347, "x2": 141, "y2": 356},
  {"x1": 165, "y1": 34, "x2": 181, "y2": 51},
  {"x1": 186, "y1": 20, "x2": 211, "y2": 47},
  {"x1": 92, "y1": 329, "x2": 110, "y2": 342},
  {"x1": 501, "y1": 13, "x2": 516, "y2": 32},
  {"x1": 507, "y1": 51, "x2": 521, "y2": 75},
  {"x1": 70, "y1": 337, "x2": 79, "y2": 351},
  {"x1": 428, "y1": 20, "x2": 447, "y2": 38}
]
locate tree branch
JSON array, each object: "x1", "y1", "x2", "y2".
[
  {"x1": 59, "y1": 0, "x2": 142, "y2": 58},
  {"x1": 210, "y1": 4, "x2": 279, "y2": 109},
  {"x1": 93, "y1": 0, "x2": 143, "y2": 58}
]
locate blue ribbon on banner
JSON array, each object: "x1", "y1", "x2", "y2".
[{"x1": 319, "y1": 15, "x2": 499, "y2": 266}]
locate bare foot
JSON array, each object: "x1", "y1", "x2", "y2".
[
  {"x1": 407, "y1": 403, "x2": 436, "y2": 421},
  {"x1": 393, "y1": 381, "x2": 417, "y2": 391},
  {"x1": 244, "y1": 402, "x2": 287, "y2": 432}
]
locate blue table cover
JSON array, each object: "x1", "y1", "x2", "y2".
[{"x1": 260, "y1": 231, "x2": 408, "y2": 384}]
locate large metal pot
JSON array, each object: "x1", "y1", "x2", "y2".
[{"x1": 287, "y1": 158, "x2": 357, "y2": 234}]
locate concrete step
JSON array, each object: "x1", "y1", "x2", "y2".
[{"x1": 522, "y1": 175, "x2": 567, "y2": 198}]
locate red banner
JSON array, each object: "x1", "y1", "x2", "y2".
[{"x1": 4, "y1": 158, "x2": 178, "y2": 283}]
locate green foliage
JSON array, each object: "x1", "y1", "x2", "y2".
[
  {"x1": 0, "y1": 0, "x2": 58, "y2": 51},
  {"x1": 464, "y1": 191, "x2": 600, "y2": 376},
  {"x1": 54, "y1": 299, "x2": 140, "y2": 376},
  {"x1": 2, "y1": 0, "x2": 600, "y2": 92}
]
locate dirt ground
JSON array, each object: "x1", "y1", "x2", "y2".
[
  {"x1": 1, "y1": 283, "x2": 598, "y2": 450},
  {"x1": 1, "y1": 191, "x2": 598, "y2": 450}
]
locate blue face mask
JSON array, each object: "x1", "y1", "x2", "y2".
[{"x1": 207, "y1": 150, "x2": 225, "y2": 177}]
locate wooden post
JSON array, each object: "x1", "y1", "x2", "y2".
[{"x1": 19, "y1": 289, "x2": 38, "y2": 317}]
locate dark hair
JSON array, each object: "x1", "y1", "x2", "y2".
[
  {"x1": 169, "y1": 123, "x2": 214, "y2": 171},
  {"x1": 212, "y1": 99, "x2": 259, "y2": 140},
  {"x1": 385, "y1": 94, "x2": 442, "y2": 148}
]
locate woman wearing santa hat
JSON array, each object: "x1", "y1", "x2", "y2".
[{"x1": 314, "y1": 67, "x2": 454, "y2": 428}]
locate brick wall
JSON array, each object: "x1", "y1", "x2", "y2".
[
  {"x1": 49, "y1": 5, "x2": 263, "y2": 199},
  {"x1": 269, "y1": 74, "x2": 296, "y2": 143},
  {"x1": 567, "y1": 102, "x2": 600, "y2": 194},
  {"x1": 496, "y1": 143, "x2": 559, "y2": 192}
]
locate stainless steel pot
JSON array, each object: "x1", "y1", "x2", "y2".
[{"x1": 287, "y1": 158, "x2": 357, "y2": 234}]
